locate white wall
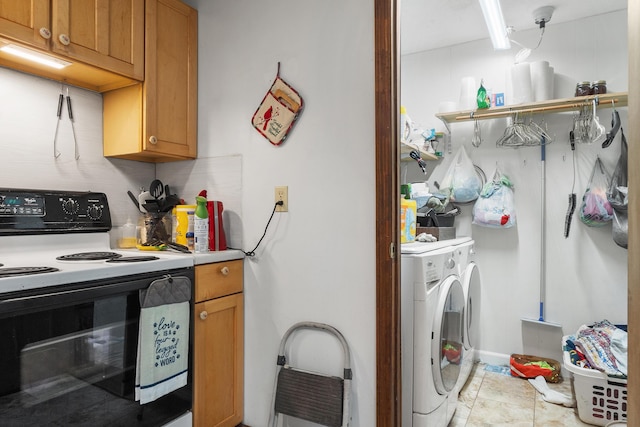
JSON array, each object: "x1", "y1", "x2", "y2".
[
  {"x1": 402, "y1": 10, "x2": 628, "y2": 364},
  {"x1": 0, "y1": 67, "x2": 242, "y2": 249},
  {"x1": 182, "y1": 0, "x2": 376, "y2": 425},
  {"x1": 0, "y1": 67, "x2": 155, "y2": 228}
]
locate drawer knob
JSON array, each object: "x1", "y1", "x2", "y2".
[
  {"x1": 221, "y1": 266, "x2": 230, "y2": 276},
  {"x1": 39, "y1": 27, "x2": 52, "y2": 39},
  {"x1": 58, "y1": 34, "x2": 70, "y2": 46},
  {"x1": 199, "y1": 311, "x2": 208, "y2": 320},
  {"x1": 149, "y1": 135, "x2": 158, "y2": 145}
]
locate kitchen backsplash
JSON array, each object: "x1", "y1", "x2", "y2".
[{"x1": 0, "y1": 67, "x2": 242, "y2": 249}]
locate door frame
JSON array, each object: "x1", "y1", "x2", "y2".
[
  {"x1": 375, "y1": 1, "x2": 639, "y2": 425},
  {"x1": 374, "y1": 0, "x2": 400, "y2": 424}
]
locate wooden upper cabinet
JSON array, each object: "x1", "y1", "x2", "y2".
[
  {"x1": 52, "y1": 0, "x2": 144, "y2": 81},
  {"x1": 0, "y1": 0, "x2": 50, "y2": 49},
  {"x1": 144, "y1": 0, "x2": 197, "y2": 160},
  {"x1": 103, "y1": 0, "x2": 197, "y2": 162},
  {"x1": 0, "y1": 0, "x2": 143, "y2": 92}
]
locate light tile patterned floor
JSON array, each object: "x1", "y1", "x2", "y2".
[{"x1": 449, "y1": 363, "x2": 593, "y2": 427}]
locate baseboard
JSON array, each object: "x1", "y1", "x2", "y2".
[{"x1": 474, "y1": 349, "x2": 510, "y2": 367}]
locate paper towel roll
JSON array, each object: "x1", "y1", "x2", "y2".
[
  {"x1": 510, "y1": 63, "x2": 533, "y2": 105},
  {"x1": 505, "y1": 67, "x2": 513, "y2": 106},
  {"x1": 439, "y1": 101, "x2": 458, "y2": 113},
  {"x1": 459, "y1": 76, "x2": 477, "y2": 110},
  {"x1": 531, "y1": 61, "x2": 554, "y2": 101}
]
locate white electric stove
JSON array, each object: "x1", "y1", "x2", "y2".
[
  {"x1": 0, "y1": 188, "x2": 194, "y2": 427},
  {"x1": 0, "y1": 188, "x2": 192, "y2": 293},
  {"x1": 0, "y1": 232, "x2": 192, "y2": 293}
]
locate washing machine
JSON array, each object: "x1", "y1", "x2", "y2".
[
  {"x1": 450, "y1": 239, "x2": 482, "y2": 398},
  {"x1": 401, "y1": 237, "x2": 470, "y2": 427}
]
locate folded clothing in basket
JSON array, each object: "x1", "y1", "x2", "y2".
[{"x1": 563, "y1": 320, "x2": 627, "y2": 378}]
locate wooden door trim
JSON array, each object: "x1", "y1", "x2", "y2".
[
  {"x1": 627, "y1": 1, "x2": 638, "y2": 424},
  {"x1": 375, "y1": 0, "x2": 400, "y2": 424}
]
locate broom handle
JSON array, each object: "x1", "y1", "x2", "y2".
[{"x1": 539, "y1": 141, "x2": 546, "y2": 321}]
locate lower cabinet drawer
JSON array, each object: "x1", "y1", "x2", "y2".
[{"x1": 194, "y1": 259, "x2": 243, "y2": 302}]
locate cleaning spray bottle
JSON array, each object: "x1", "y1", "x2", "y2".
[{"x1": 194, "y1": 195, "x2": 209, "y2": 253}]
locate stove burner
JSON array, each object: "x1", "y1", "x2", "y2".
[
  {"x1": 0, "y1": 266, "x2": 60, "y2": 277},
  {"x1": 106, "y1": 256, "x2": 160, "y2": 263},
  {"x1": 56, "y1": 252, "x2": 123, "y2": 261}
]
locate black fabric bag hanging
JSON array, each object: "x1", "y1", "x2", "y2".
[{"x1": 607, "y1": 128, "x2": 628, "y2": 248}]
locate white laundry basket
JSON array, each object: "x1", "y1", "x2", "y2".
[{"x1": 562, "y1": 345, "x2": 627, "y2": 426}]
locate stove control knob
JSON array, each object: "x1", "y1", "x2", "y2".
[
  {"x1": 62, "y1": 198, "x2": 79, "y2": 214},
  {"x1": 87, "y1": 204, "x2": 103, "y2": 220}
]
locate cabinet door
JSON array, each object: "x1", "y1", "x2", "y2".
[
  {"x1": 194, "y1": 293, "x2": 244, "y2": 427},
  {"x1": 0, "y1": 0, "x2": 50, "y2": 49},
  {"x1": 143, "y1": 0, "x2": 197, "y2": 159},
  {"x1": 52, "y1": 0, "x2": 144, "y2": 80}
]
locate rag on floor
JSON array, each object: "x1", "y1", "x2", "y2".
[
  {"x1": 135, "y1": 275, "x2": 191, "y2": 404},
  {"x1": 528, "y1": 375, "x2": 575, "y2": 407}
]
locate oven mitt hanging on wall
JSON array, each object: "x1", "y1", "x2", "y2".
[
  {"x1": 607, "y1": 129, "x2": 628, "y2": 248},
  {"x1": 579, "y1": 156, "x2": 613, "y2": 227},
  {"x1": 252, "y1": 63, "x2": 304, "y2": 146}
]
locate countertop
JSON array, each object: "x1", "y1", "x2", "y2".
[
  {"x1": 192, "y1": 249, "x2": 245, "y2": 265},
  {"x1": 118, "y1": 248, "x2": 245, "y2": 266}
]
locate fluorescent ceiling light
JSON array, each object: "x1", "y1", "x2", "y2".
[
  {"x1": 0, "y1": 44, "x2": 71, "y2": 69},
  {"x1": 478, "y1": 0, "x2": 511, "y2": 50}
]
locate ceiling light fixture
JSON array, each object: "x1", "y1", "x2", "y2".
[
  {"x1": 0, "y1": 43, "x2": 71, "y2": 69},
  {"x1": 507, "y1": 6, "x2": 554, "y2": 63},
  {"x1": 478, "y1": 0, "x2": 510, "y2": 50}
]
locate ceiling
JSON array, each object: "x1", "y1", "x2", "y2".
[{"x1": 400, "y1": 0, "x2": 628, "y2": 55}]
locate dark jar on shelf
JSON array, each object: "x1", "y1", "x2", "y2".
[
  {"x1": 575, "y1": 81, "x2": 592, "y2": 97},
  {"x1": 592, "y1": 80, "x2": 607, "y2": 95}
]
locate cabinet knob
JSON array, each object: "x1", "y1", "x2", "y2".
[
  {"x1": 221, "y1": 266, "x2": 230, "y2": 276},
  {"x1": 39, "y1": 28, "x2": 52, "y2": 39},
  {"x1": 199, "y1": 311, "x2": 208, "y2": 320},
  {"x1": 58, "y1": 34, "x2": 70, "y2": 46},
  {"x1": 149, "y1": 135, "x2": 158, "y2": 145}
]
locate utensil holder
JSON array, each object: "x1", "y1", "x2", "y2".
[{"x1": 137, "y1": 213, "x2": 172, "y2": 245}]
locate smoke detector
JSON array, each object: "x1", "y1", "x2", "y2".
[{"x1": 533, "y1": 6, "x2": 555, "y2": 28}]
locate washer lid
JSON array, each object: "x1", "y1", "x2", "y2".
[{"x1": 432, "y1": 275, "x2": 464, "y2": 395}]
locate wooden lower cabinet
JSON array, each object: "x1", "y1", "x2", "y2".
[{"x1": 193, "y1": 260, "x2": 244, "y2": 427}]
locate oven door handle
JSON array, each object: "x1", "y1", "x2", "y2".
[{"x1": 0, "y1": 279, "x2": 151, "y2": 318}]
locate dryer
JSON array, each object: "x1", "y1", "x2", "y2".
[
  {"x1": 401, "y1": 238, "x2": 469, "y2": 427},
  {"x1": 451, "y1": 239, "x2": 481, "y2": 398}
]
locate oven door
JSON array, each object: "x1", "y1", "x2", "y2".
[{"x1": 0, "y1": 269, "x2": 193, "y2": 426}]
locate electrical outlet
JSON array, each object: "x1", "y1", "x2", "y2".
[{"x1": 275, "y1": 186, "x2": 288, "y2": 212}]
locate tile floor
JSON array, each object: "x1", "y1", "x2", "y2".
[{"x1": 450, "y1": 363, "x2": 593, "y2": 427}]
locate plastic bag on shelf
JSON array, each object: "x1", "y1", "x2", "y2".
[
  {"x1": 472, "y1": 167, "x2": 516, "y2": 228},
  {"x1": 579, "y1": 157, "x2": 613, "y2": 227},
  {"x1": 440, "y1": 146, "x2": 482, "y2": 203}
]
